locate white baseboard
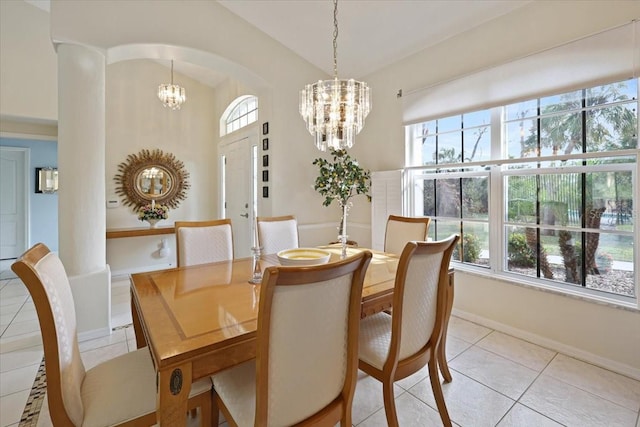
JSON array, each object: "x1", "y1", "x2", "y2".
[
  {"x1": 452, "y1": 308, "x2": 640, "y2": 381},
  {"x1": 77, "y1": 326, "x2": 112, "y2": 343}
]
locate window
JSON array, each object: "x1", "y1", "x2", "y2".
[
  {"x1": 220, "y1": 95, "x2": 258, "y2": 136},
  {"x1": 406, "y1": 111, "x2": 491, "y2": 266},
  {"x1": 405, "y1": 78, "x2": 638, "y2": 304}
]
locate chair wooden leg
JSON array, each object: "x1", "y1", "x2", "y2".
[
  {"x1": 341, "y1": 413, "x2": 352, "y2": 426},
  {"x1": 382, "y1": 378, "x2": 399, "y2": 427},
  {"x1": 212, "y1": 389, "x2": 220, "y2": 427},
  {"x1": 186, "y1": 390, "x2": 213, "y2": 427},
  {"x1": 200, "y1": 390, "x2": 213, "y2": 427},
  {"x1": 438, "y1": 338, "x2": 453, "y2": 383},
  {"x1": 428, "y1": 357, "x2": 452, "y2": 427},
  {"x1": 439, "y1": 272, "x2": 455, "y2": 383}
]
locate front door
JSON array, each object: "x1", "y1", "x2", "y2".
[
  {"x1": 0, "y1": 147, "x2": 28, "y2": 259},
  {"x1": 220, "y1": 135, "x2": 258, "y2": 258}
]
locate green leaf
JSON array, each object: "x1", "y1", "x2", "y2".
[{"x1": 312, "y1": 148, "x2": 372, "y2": 210}]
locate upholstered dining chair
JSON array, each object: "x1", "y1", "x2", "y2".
[
  {"x1": 384, "y1": 215, "x2": 431, "y2": 256},
  {"x1": 358, "y1": 235, "x2": 459, "y2": 427},
  {"x1": 11, "y1": 243, "x2": 213, "y2": 427},
  {"x1": 256, "y1": 215, "x2": 299, "y2": 254},
  {"x1": 211, "y1": 250, "x2": 373, "y2": 426},
  {"x1": 175, "y1": 219, "x2": 234, "y2": 266}
]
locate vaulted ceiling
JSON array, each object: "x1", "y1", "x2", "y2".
[
  {"x1": 24, "y1": 0, "x2": 533, "y2": 87},
  {"x1": 217, "y1": 0, "x2": 533, "y2": 78}
]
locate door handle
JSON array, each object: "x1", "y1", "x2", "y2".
[{"x1": 240, "y1": 213, "x2": 249, "y2": 218}]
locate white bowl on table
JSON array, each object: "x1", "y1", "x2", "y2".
[{"x1": 276, "y1": 248, "x2": 332, "y2": 266}]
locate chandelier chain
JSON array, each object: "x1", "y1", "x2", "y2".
[
  {"x1": 298, "y1": 0, "x2": 370, "y2": 151},
  {"x1": 158, "y1": 59, "x2": 186, "y2": 110},
  {"x1": 333, "y1": 0, "x2": 338, "y2": 79}
]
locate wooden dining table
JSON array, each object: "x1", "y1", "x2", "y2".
[{"x1": 129, "y1": 246, "x2": 454, "y2": 426}]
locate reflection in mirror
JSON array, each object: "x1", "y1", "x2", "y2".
[
  {"x1": 114, "y1": 149, "x2": 190, "y2": 210},
  {"x1": 137, "y1": 167, "x2": 173, "y2": 198}
]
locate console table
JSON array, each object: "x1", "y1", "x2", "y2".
[{"x1": 106, "y1": 226, "x2": 175, "y2": 239}]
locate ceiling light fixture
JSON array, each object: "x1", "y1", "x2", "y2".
[
  {"x1": 299, "y1": 0, "x2": 371, "y2": 151},
  {"x1": 158, "y1": 60, "x2": 186, "y2": 110}
]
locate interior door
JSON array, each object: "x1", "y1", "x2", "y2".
[
  {"x1": 0, "y1": 147, "x2": 28, "y2": 259},
  {"x1": 220, "y1": 135, "x2": 257, "y2": 258}
]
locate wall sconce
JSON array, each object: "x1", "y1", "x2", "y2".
[
  {"x1": 159, "y1": 238, "x2": 171, "y2": 258},
  {"x1": 35, "y1": 167, "x2": 58, "y2": 194}
]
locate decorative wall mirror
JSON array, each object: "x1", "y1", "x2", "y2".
[{"x1": 114, "y1": 149, "x2": 190, "y2": 209}]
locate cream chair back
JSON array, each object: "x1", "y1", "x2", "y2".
[
  {"x1": 257, "y1": 251, "x2": 371, "y2": 425},
  {"x1": 384, "y1": 215, "x2": 431, "y2": 255},
  {"x1": 256, "y1": 215, "x2": 299, "y2": 254},
  {"x1": 14, "y1": 244, "x2": 214, "y2": 426},
  {"x1": 398, "y1": 249, "x2": 444, "y2": 359},
  {"x1": 357, "y1": 235, "x2": 459, "y2": 427},
  {"x1": 212, "y1": 250, "x2": 372, "y2": 426},
  {"x1": 12, "y1": 244, "x2": 86, "y2": 426},
  {"x1": 175, "y1": 219, "x2": 233, "y2": 266},
  {"x1": 394, "y1": 236, "x2": 458, "y2": 360}
]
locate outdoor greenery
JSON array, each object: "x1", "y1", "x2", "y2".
[
  {"x1": 452, "y1": 232, "x2": 481, "y2": 263},
  {"x1": 507, "y1": 233, "x2": 536, "y2": 268},
  {"x1": 515, "y1": 81, "x2": 637, "y2": 156},
  {"x1": 418, "y1": 79, "x2": 636, "y2": 295}
]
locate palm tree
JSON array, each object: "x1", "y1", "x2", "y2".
[{"x1": 538, "y1": 81, "x2": 637, "y2": 279}]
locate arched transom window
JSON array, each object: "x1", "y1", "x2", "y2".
[{"x1": 220, "y1": 95, "x2": 258, "y2": 136}]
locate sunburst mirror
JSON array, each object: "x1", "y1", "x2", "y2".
[{"x1": 114, "y1": 149, "x2": 190, "y2": 209}]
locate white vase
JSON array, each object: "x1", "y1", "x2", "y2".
[{"x1": 146, "y1": 219, "x2": 159, "y2": 228}]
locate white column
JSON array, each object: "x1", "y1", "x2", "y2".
[
  {"x1": 58, "y1": 43, "x2": 105, "y2": 274},
  {"x1": 57, "y1": 43, "x2": 111, "y2": 337}
]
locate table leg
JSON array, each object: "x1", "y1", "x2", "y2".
[
  {"x1": 157, "y1": 362, "x2": 192, "y2": 426},
  {"x1": 130, "y1": 289, "x2": 147, "y2": 349},
  {"x1": 438, "y1": 271, "x2": 454, "y2": 383}
]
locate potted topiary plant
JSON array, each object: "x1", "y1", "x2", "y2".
[{"x1": 312, "y1": 148, "x2": 371, "y2": 244}]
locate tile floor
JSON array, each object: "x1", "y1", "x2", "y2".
[{"x1": 1, "y1": 260, "x2": 639, "y2": 427}]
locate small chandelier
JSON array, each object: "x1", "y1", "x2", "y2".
[
  {"x1": 299, "y1": 0, "x2": 371, "y2": 151},
  {"x1": 158, "y1": 60, "x2": 186, "y2": 110}
]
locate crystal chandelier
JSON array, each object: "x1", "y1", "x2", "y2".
[
  {"x1": 299, "y1": 0, "x2": 371, "y2": 151},
  {"x1": 158, "y1": 60, "x2": 186, "y2": 110}
]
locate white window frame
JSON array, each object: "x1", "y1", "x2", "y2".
[
  {"x1": 219, "y1": 95, "x2": 258, "y2": 137},
  {"x1": 404, "y1": 79, "x2": 639, "y2": 308}
]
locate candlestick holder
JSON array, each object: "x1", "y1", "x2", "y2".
[
  {"x1": 337, "y1": 199, "x2": 352, "y2": 260},
  {"x1": 338, "y1": 234, "x2": 348, "y2": 259},
  {"x1": 249, "y1": 246, "x2": 263, "y2": 284}
]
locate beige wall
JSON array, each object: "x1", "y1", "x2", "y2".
[
  {"x1": 0, "y1": 0, "x2": 57, "y2": 122},
  {"x1": 105, "y1": 59, "x2": 218, "y2": 228}
]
